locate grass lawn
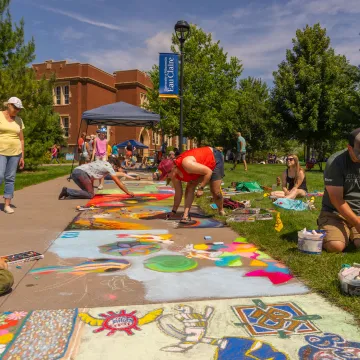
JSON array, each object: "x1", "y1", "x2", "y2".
[
  {"x1": 0, "y1": 165, "x2": 72, "y2": 195},
  {"x1": 197, "y1": 163, "x2": 360, "y2": 321}
]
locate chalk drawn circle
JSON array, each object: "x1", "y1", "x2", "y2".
[{"x1": 144, "y1": 255, "x2": 198, "y2": 272}]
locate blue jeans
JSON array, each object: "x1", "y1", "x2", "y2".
[
  {"x1": 0, "y1": 154, "x2": 21, "y2": 199},
  {"x1": 50, "y1": 155, "x2": 59, "y2": 164},
  {"x1": 67, "y1": 169, "x2": 95, "y2": 199}
]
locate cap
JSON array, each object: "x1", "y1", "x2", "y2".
[
  {"x1": 0, "y1": 269, "x2": 14, "y2": 295},
  {"x1": 86, "y1": 136, "x2": 91, "y2": 140},
  {"x1": 158, "y1": 159, "x2": 175, "y2": 180},
  {"x1": 349, "y1": 128, "x2": 360, "y2": 147},
  {"x1": 97, "y1": 128, "x2": 107, "y2": 133},
  {"x1": 5, "y1": 97, "x2": 24, "y2": 109}
]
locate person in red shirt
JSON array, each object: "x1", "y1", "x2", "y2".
[{"x1": 158, "y1": 147, "x2": 225, "y2": 223}]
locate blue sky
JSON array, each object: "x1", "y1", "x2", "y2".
[{"x1": 10, "y1": 0, "x2": 360, "y2": 83}]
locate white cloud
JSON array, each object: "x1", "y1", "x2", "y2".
[
  {"x1": 40, "y1": 6, "x2": 127, "y2": 31},
  {"x1": 59, "y1": 26, "x2": 86, "y2": 41},
  {"x1": 44, "y1": 0, "x2": 360, "y2": 79},
  {"x1": 194, "y1": 0, "x2": 360, "y2": 78},
  {"x1": 302, "y1": 0, "x2": 360, "y2": 15},
  {"x1": 145, "y1": 31, "x2": 172, "y2": 54},
  {"x1": 81, "y1": 31, "x2": 172, "y2": 72}
]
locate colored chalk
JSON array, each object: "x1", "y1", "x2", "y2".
[{"x1": 213, "y1": 242, "x2": 224, "y2": 245}]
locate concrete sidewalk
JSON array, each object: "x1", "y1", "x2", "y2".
[
  {"x1": 0, "y1": 178, "x2": 359, "y2": 359},
  {"x1": 0, "y1": 175, "x2": 87, "y2": 309}
]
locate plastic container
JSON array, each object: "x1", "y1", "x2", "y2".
[
  {"x1": 297, "y1": 229, "x2": 325, "y2": 255},
  {"x1": 338, "y1": 264, "x2": 360, "y2": 295}
]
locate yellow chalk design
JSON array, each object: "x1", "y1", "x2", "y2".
[
  {"x1": 79, "y1": 308, "x2": 163, "y2": 327},
  {"x1": 138, "y1": 308, "x2": 164, "y2": 325},
  {"x1": 78, "y1": 313, "x2": 104, "y2": 327}
]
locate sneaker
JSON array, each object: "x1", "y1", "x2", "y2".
[
  {"x1": 98, "y1": 185, "x2": 103, "y2": 190},
  {"x1": 58, "y1": 187, "x2": 68, "y2": 200},
  {"x1": 4, "y1": 206, "x2": 14, "y2": 214}
]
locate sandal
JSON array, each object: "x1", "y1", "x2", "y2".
[{"x1": 179, "y1": 214, "x2": 193, "y2": 224}]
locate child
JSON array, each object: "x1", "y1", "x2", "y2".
[
  {"x1": 91, "y1": 128, "x2": 108, "y2": 190},
  {"x1": 0, "y1": 259, "x2": 14, "y2": 295}
]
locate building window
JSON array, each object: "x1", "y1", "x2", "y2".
[
  {"x1": 64, "y1": 85, "x2": 69, "y2": 104},
  {"x1": 55, "y1": 86, "x2": 61, "y2": 105},
  {"x1": 140, "y1": 93, "x2": 149, "y2": 108},
  {"x1": 53, "y1": 83, "x2": 70, "y2": 105},
  {"x1": 60, "y1": 116, "x2": 70, "y2": 137},
  {"x1": 152, "y1": 132, "x2": 160, "y2": 145}
]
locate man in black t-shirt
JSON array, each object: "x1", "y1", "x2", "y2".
[{"x1": 318, "y1": 128, "x2": 360, "y2": 252}]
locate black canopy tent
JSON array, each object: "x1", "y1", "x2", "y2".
[
  {"x1": 68, "y1": 101, "x2": 160, "y2": 179},
  {"x1": 81, "y1": 101, "x2": 160, "y2": 126}
]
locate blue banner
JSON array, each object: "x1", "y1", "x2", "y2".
[{"x1": 159, "y1": 53, "x2": 179, "y2": 98}]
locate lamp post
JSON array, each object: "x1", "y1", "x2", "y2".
[{"x1": 174, "y1": 20, "x2": 190, "y2": 153}]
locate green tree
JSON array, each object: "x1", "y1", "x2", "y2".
[
  {"x1": 147, "y1": 25, "x2": 242, "y2": 146},
  {"x1": 272, "y1": 23, "x2": 360, "y2": 169},
  {"x1": 0, "y1": 0, "x2": 64, "y2": 169},
  {"x1": 233, "y1": 77, "x2": 275, "y2": 160}
]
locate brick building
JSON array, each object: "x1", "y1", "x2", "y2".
[{"x1": 32, "y1": 60, "x2": 187, "y2": 156}]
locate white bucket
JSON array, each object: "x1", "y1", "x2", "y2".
[
  {"x1": 298, "y1": 230, "x2": 325, "y2": 255},
  {"x1": 338, "y1": 264, "x2": 360, "y2": 296}
]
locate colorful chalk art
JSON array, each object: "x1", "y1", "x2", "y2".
[
  {"x1": 6, "y1": 182, "x2": 359, "y2": 359},
  {"x1": 2, "y1": 296, "x2": 360, "y2": 359},
  {"x1": 232, "y1": 299, "x2": 321, "y2": 338}
]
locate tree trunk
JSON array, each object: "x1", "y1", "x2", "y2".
[{"x1": 306, "y1": 145, "x2": 311, "y2": 162}]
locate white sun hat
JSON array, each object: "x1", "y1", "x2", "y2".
[{"x1": 5, "y1": 97, "x2": 24, "y2": 109}]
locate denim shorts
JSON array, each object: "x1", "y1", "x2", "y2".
[{"x1": 211, "y1": 149, "x2": 225, "y2": 181}]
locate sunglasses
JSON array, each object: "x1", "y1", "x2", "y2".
[{"x1": 286, "y1": 157, "x2": 295, "y2": 161}]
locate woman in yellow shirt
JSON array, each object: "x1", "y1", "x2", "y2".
[{"x1": 0, "y1": 97, "x2": 25, "y2": 214}]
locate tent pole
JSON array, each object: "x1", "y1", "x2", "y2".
[{"x1": 68, "y1": 118, "x2": 85, "y2": 182}]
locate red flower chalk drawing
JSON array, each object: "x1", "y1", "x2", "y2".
[{"x1": 93, "y1": 310, "x2": 141, "y2": 336}]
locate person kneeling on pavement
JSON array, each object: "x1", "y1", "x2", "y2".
[
  {"x1": 59, "y1": 160, "x2": 134, "y2": 200},
  {"x1": 0, "y1": 259, "x2": 14, "y2": 295},
  {"x1": 318, "y1": 128, "x2": 360, "y2": 252}
]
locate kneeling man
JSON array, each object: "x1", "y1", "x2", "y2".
[{"x1": 318, "y1": 128, "x2": 360, "y2": 252}]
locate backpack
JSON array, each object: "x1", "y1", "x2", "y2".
[
  {"x1": 236, "y1": 181, "x2": 263, "y2": 193},
  {"x1": 223, "y1": 198, "x2": 249, "y2": 210}
]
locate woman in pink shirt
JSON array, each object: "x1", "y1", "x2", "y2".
[
  {"x1": 91, "y1": 128, "x2": 108, "y2": 190},
  {"x1": 50, "y1": 144, "x2": 59, "y2": 164}
]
